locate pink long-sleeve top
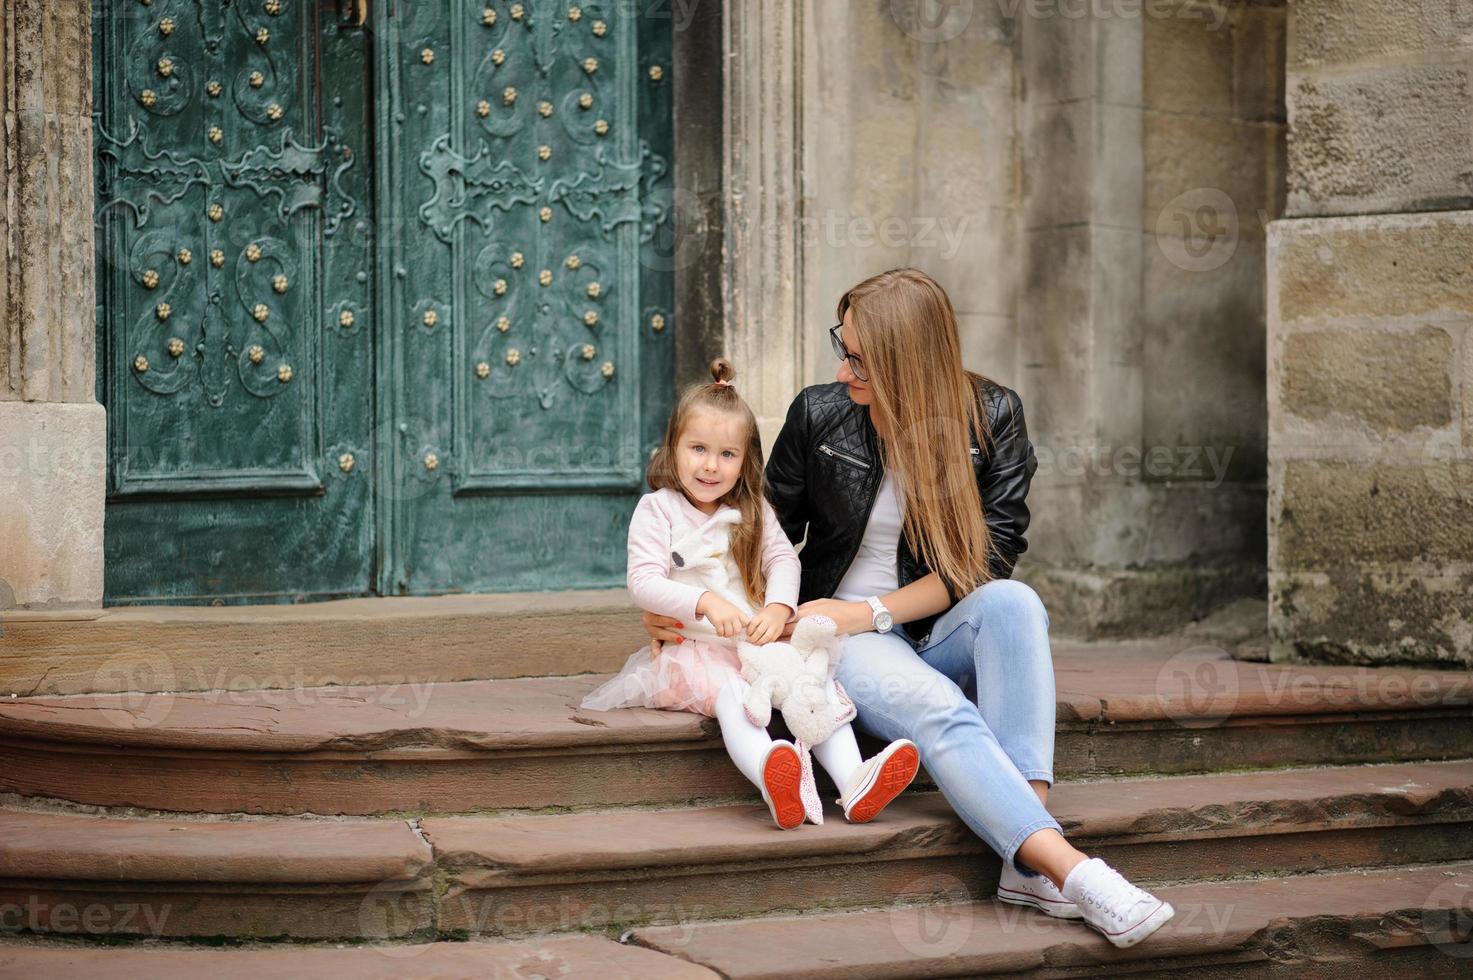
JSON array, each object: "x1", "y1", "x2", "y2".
[{"x1": 626, "y1": 487, "x2": 801, "y2": 625}]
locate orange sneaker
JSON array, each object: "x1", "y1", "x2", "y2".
[
  {"x1": 759, "y1": 740, "x2": 807, "y2": 830},
  {"x1": 840, "y1": 739, "x2": 919, "y2": 823}
]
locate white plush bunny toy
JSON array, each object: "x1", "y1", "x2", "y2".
[
  {"x1": 666, "y1": 508, "x2": 755, "y2": 642},
  {"x1": 737, "y1": 615, "x2": 858, "y2": 823}
]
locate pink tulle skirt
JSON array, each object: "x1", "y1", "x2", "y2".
[{"x1": 580, "y1": 638, "x2": 744, "y2": 718}]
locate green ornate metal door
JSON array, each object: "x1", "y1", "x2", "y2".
[
  {"x1": 96, "y1": 1, "x2": 673, "y2": 601},
  {"x1": 96, "y1": 2, "x2": 375, "y2": 602},
  {"x1": 375, "y1": 0, "x2": 673, "y2": 594}
]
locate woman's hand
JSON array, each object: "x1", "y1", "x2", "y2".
[
  {"x1": 795, "y1": 598, "x2": 873, "y2": 636},
  {"x1": 697, "y1": 592, "x2": 749, "y2": 639},
  {"x1": 745, "y1": 603, "x2": 792, "y2": 645},
  {"x1": 642, "y1": 611, "x2": 685, "y2": 657}
]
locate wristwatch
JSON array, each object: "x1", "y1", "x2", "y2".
[{"x1": 865, "y1": 596, "x2": 894, "y2": 634}]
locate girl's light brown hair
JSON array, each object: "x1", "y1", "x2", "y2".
[
  {"x1": 646, "y1": 358, "x2": 769, "y2": 608},
  {"x1": 838, "y1": 268, "x2": 996, "y2": 596}
]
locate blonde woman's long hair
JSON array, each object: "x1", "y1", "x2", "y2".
[
  {"x1": 645, "y1": 359, "x2": 769, "y2": 608},
  {"x1": 838, "y1": 268, "x2": 996, "y2": 595}
]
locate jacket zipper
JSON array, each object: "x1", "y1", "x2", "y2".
[{"x1": 819, "y1": 443, "x2": 871, "y2": 469}]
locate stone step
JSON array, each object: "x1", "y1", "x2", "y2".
[
  {"x1": 629, "y1": 861, "x2": 1473, "y2": 978},
  {"x1": 0, "y1": 591, "x2": 648, "y2": 697},
  {"x1": 2, "y1": 763, "x2": 1468, "y2": 943},
  {"x1": 0, "y1": 809, "x2": 433, "y2": 941},
  {"x1": 3, "y1": 647, "x2": 1469, "y2": 814},
  {"x1": 0, "y1": 934, "x2": 717, "y2": 979},
  {"x1": 419, "y1": 760, "x2": 1473, "y2": 935}
]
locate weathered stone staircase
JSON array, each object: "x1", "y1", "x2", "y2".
[{"x1": 1, "y1": 594, "x2": 1471, "y2": 977}]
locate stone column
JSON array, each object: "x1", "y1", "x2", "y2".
[
  {"x1": 723, "y1": 0, "x2": 806, "y2": 446},
  {"x1": 1016, "y1": 2, "x2": 1285, "y2": 635},
  {"x1": 1267, "y1": 0, "x2": 1473, "y2": 667},
  {"x1": 0, "y1": 0, "x2": 105, "y2": 617}
]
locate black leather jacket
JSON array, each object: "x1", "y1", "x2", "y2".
[{"x1": 765, "y1": 377, "x2": 1037, "y2": 645}]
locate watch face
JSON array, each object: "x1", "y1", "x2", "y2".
[{"x1": 876, "y1": 612, "x2": 893, "y2": 632}]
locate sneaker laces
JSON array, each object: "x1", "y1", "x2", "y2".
[{"x1": 1076, "y1": 865, "x2": 1152, "y2": 924}]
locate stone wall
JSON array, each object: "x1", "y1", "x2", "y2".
[
  {"x1": 1013, "y1": 0, "x2": 1285, "y2": 634},
  {"x1": 796, "y1": 1, "x2": 1019, "y2": 413},
  {"x1": 734, "y1": 1, "x2": 1287, "y2": 637},
  {"x1": 0, "y1": 0, "x2": 105, "y2": 616},
  {"x1": 1268, "y1": 0, "x2": 1473, "y2": 667}
]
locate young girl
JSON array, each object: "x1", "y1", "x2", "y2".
[{"x1": 581, "y1": 359, "x2": 919, "y2": 830}]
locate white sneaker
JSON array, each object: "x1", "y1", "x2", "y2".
[
  {"x1": 996, "y1": 861, "x2": 1081, "y2": 919},
  {"x1": 1060, "y1": 858, "x2": 1174, "y2": 948},
  {"x1": 839, "y1": 738, "x2": 920, "y2": 823}
]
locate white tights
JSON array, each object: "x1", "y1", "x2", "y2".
[{"x1": 713, "y1": 675, "x2": 865, "y2": 796}]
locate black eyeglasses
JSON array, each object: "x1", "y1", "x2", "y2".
[{"x1": 829, "y1": 323, "x2": 868, "y2": 382}]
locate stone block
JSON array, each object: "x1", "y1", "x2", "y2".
[
  {"x1": 1144, "y1": 3, "x2": 1235, "y2": 117},
  {"x1": 1019, "y1": 225, "x2": 1093, "y2": 446},
  {"x1": 923, "y1": 207, "x2": 1016, "y2": 318},
  {"x1": 1143, "y1": 237, "x2": 1268, "y2": 477},
  {"x1": 1019, "y1": 559, "x2": 1266, "y2": 638},
  {"x1": 1021, "y1": 7, "x2": 1096, "y2": 106},
  {"x1": 1271, "y1": 211, "x2": 1473, "y2": 323},
  {"x1": 1024, "y1": 98, "x2": 1093, "y2": 229},
  {"x1": 1280, "y1": 326, "x2": 1455, "y2": 434},
  {"x1": 918, "y1": 8, "x2": 1015, "y2": 92},
  {"x1": 956, "y1": 312, "x2": 1017, "y2": 388},
  {"x1": 0, "y1": 401, "x2": 106, "y2": 614},
  {"x1": 1146, "y1": 110, "x2": 1284, "y2": 242},
  {"x1": 1270, "y1": 568, "x2": 1473, "y2": 669},
  {"x1": 1465, "y1": 327, "x2": 1473, "y2": 449},
  {"x1": 1233, "y1": 3, "x2": 1287, "y2": 124},
  {"x1": 1287, "y1": 64, "x2": 1473, "y2": 216},
  {"x1": 1287, "y1": 0, "x2": 1473, "y2": 71},
  {"x1": 917, "y1": 78, "x2": 1016, "y2": 213},
  {"x1": 1096, "y1": 101, "x2": 1146, "y2": 232},
  {"x1": 1275, "y1": 460, "x2": 1473, "y2": 568}
]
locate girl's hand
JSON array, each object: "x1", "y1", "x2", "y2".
[
  {"x1": 795, "y1": 598, "x2": 873, "y2": 636},
  {"x1": 697, "y1": 592, "x2": 748, "y2": 639},
  {"x1": 642, "y1": 611, "x2": 685, "y2": 657},
  {"x1": 744, "y1": 604, "x2": 792, "y2": 645}
]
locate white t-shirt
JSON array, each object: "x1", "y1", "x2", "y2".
[{"x1": 833, "y1": 469, "x2": 903, "y2": 602}]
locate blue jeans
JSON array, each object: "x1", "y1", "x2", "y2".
[{"x1": 835, "y1": 579, "x2": 1061, "y2": 873}]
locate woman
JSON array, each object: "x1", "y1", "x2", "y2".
[{"x1": 643, "y1": 268, "x2": 1174, "y2": 949}]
